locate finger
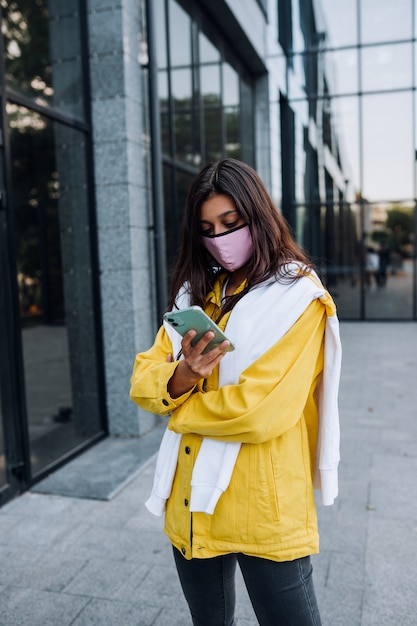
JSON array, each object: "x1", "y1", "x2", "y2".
[
  {"x1": 197, "y1": 333, "x2": 230, "y2": 357},
  {"x1": 166, "y1": 353, "x2": 173, "y2": 363},
  {"x1": 189, "y1": 330, "x2": 215, "y2": 354},
  {"x1": 181, "y1": 329, "x2": 197, "y2": 350},
  {"x1": 181, "y1": 329, "x2": 215, "y2": 357}
]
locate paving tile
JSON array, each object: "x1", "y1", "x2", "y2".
[
  {"x1": 8, "y1": 552, "x2": 87, "y2": 593},
  {"x1": 71, "y1": 598, "x2": 160, "y2": 626},
  {"x1": 0, "y1": 545, "x2": 46, "y2": 586},
  {"x1": 0, "y1": 587, "x2": 89, "y2": 626},
  {"x1": 63, "y1": 557, "x2": 143, "y2": 598}
]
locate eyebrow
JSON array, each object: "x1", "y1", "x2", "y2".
[{"x1": 200, "y1": 209, "x2": 239, "y2": 223}]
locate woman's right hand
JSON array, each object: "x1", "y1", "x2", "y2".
[{"x1": 167, "y1": 330, "x2": 230, "y2": 398}]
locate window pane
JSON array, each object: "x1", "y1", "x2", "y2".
[
  {"x1": 155, "y1": 0, "x2": 167, "y2": 67},
  {"x1": 169, "y1": 0, "x2": 191, "y2": 67},
  {"x1": 362, "y1": 43, "x2": 412, "y2": 92},
  {"x1": 174, "y1": 111, "x2": 193, "y2": 163},
  {"x1": 362, "y1": 92, "x2": 413, "y2": 202},
  {"x1": 161, "y1": 110, "x2": 170, "y2": 156},
  {"x1": 163, "y1": 164, "x2": 176, "y2": 271},
  {"x1": 223, "y1": 63, "x2": 239, "y2": 106},
  {"x1": 200, "y1": 32, "x2": 220, "y2": 63},
  {"x1": 332, "y1": 96, "x2": 360, "y2": 199},
  {"x1": 3, "y1": 0, "x2": 85, "y2": 121},
  {"x1": 158, "y1": 69, "x2": 169, "y2": 102},
  {"x1": 318, "y1": 0, "x2": 358, "y2": 48},
  {"x1": 364, "y1": 202, "x2": 414, "y2": 319},
  {"x1": 8, "y1": 104, "x2": 103, "y2": 475},
  {"x1": 326, "y1": 199, "x2": 362, "y2": 320},
  {"x1": 159, "y1": 71, "x2": 170, "y2": 155},
  {"x1": 204, "y1": 108, "x2": 222, "y2": 162},
  {"x1": 324, "y1": 48, "x2": 359, "y2": 97},
  {"x1": 172, "y1": 68, "x2": 192, "y2": 108},
  {"x1": 360, "y1": 0, "x2": 412, "y2": 44},
  {"x1": 225, "y1": 107, "x2": 240, "y2": 158},
  {"x1": 201, "y1": 65, "x2": 221, "y2": 104}
]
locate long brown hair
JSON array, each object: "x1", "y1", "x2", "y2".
[{"x1": 168, "y1": 158, "x2": 312, "y2": 316}]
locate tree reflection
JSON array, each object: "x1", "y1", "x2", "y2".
[
  {"x1": 371, "y1": 204, "x2": 414, "y2": 263},
  {"x1": 7, "y1": 103, "x2": 62, "y2": 322},
  {"x1": 2, "y1": 0, "x2": 53, "y2": 103}
]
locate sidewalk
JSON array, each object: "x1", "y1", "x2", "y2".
[{"x1": 0, "y1": 322, "x2": 416, "y2": 625}]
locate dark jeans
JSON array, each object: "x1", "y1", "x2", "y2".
[{"x1": 173, "y1": 547, "x2": 322, "y2": 626}]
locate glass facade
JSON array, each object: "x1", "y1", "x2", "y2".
[
  {"x1": 0, "y1": 0, "x2": 104, "y2": 501},
  {"x1": 286, "y1": 0, "x2": 416, "y2": 319},
  {"x1": 156, "y1": 0, "x2": 255, "y2": 270},
  {"x1": 154, "y1": 0, "x2": 416, "y2": 320},
  {"x1": 3, "y1": 0, "x2": 86, "y2": 121}
]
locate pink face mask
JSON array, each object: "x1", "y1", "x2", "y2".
[{"x1": 201, "y1": 224, "x2": 254, "y2": 271}]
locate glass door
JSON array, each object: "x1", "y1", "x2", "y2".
[
  {"x1": 7, "y1": 105, "x2": 105, "y2": 477},
  {"x1": 0, "y1": 133, "x2": 27, "y2": 505},
  {"x1": 0, "y1": 1, "x2": 106, "y2": 507}
]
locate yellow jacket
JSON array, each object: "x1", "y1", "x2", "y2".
[{"x1": 130, "y1": 279, "x2": 330, "y2": 562}]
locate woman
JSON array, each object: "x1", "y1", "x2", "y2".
[{"x1": 130, "y1": 158, "x2": 341, "y2": 626}]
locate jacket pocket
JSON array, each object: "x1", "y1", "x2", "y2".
[{"x1": 255, "y1": 442, "x2": 280, "y2": 522}]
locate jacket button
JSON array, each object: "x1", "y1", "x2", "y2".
[
  {"x1": 184, "y1": 498, "x2": 189, "y2": 506},
  {"x1": 181, "y1": 547, "x2": 186, "y2": 556},
  {"x1": 185, "y1": 446, "x2": 191, "y2": 454},
  {"x1": 162, "y1": 399, "x2": 169, "y2": 406}
]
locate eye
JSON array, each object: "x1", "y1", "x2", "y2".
[
  {"x1": 223, "y1": 219, "x2": 240, "y2": 229},
  {"x1": 200, "y1": 226, "x2": 213, "y2": 236}
]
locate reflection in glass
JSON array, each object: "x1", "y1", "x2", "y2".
[
  {"x1": 8, "y1": 104, "x2": 102, "y2": 476},
  {"x1": 158, "y1": 70, "x2": 169, "y2": 101},
  {"x1": 362, "y1": 92, "x2": 413, "y2": 202},
  {"x1": 171, "y1": 68, "x2": 192, "y2": 107},
  {"x1": 161, "y1": 110, "x2": 170, "y2": 156},
  {"x1": 163, "y1": 166, "x2": 194, "y2": 271},
  {"x1": 225, "y1": 108, "x2": 240, "y2": 158},
  {"x1": 159, "y1": 71, "x2": 170, "y2": 156},
  {"x1": 362, "y1": 43, "x2": 412, "y2": 92},
  {"x1": 360, "y1": 0, "x2": 412, "y2": 45},
  {"x1": 204, "y1": 107, "x2": 222, "y2": 162},
  {"x1": 201, "y1": 65, "x2": 221, "y2": 104},
  {"x1": 317, "y1": 0, "x2": 357, "y2": 48},
  {"x1": 155, "y1": 0, "x2": 167, "y2": 67},
  {"x1": 169, "y1": 0, "x2": 191, "y2": 67},
  {"x1": 176, "y1": 171, "x2": 194, "y2": 220},
  {"x1": 2, "y1": 0, "x2": 85, "y2": 121},
  {"x1": 200, "y1": 32, "x2": 220, "y2": 63},
  {"x1": 174, "y1": 112, "x2": 193, "y2": 163},
  {"x1": 322, "y1": 48, "x2": 358, "y2": 97},
  {"x1": 223, "y1": 63, "x2": 239, "y2": 106},
  {"x1": 332, "y1": 97, "x2": 360, "y2": 197},
  {"x1": 364, "y1": 202, "x2": 414, "y2": 319},
  {"x1": 163, "y1": 164, "x2": 176, "y2": 271},
  {"x1": 324, "y1": 199, "x2": 362, "y2": 320}
]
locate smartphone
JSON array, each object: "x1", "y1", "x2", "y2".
[{"x1": 163, "y1": 306, "x2": 235, "y2": 353}]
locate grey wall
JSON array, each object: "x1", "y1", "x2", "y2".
[{"x1": 87, "y1": 0, "x2": 160, "y2": 436}]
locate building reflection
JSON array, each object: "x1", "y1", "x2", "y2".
[{"x1": 282, "y1": 0, "x2": 416, "y2": 320}]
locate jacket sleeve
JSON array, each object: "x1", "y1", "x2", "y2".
[
  {"x1": 168, "y1": 299, "x2": 326, "y2": 443},
  {"x1": 129, "y1": 326, "x2": 198, "y2": 416}
]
